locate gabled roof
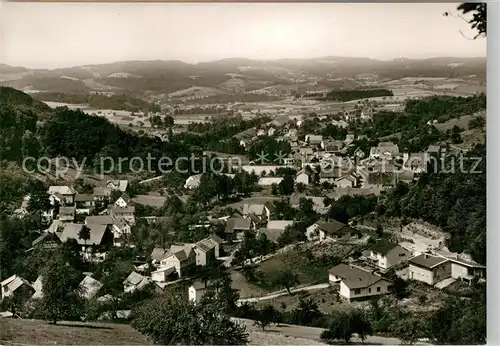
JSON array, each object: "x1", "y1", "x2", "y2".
[
  {"x1": 225, "y1": 217, "x2": 252, "y2": 233},
  {"x1": 75, "y1": 194, "x2": 94, "y2": 202},
  {"x1": 31, "y1": 232, "x2": 61, "y2": 247},
  {"x1": 79, "y1": 276, "x2": 103, "y2": 300},
  {"x1": 113, "y1": 216, "x2": 130, "y2": 229},
  {"x1": 59, "y1": 206, "x2": 76, "y2": 215},
  {"x1": 370, "y1": 239, "x2": 399, "y2": 256},
  {"x1": 58, "y1": 223, "x2": 110, "y2": 246},
  {"x1": 150, "y1": 248, "x2": 167, "y2": 262},
  {"x1": 86, "y1": 215, "x2": 113, "y2": 225},
  {"x1": 93, "y1": 187, "x2": 112, "y2": 197},
  {"x1": 266, "y1": 220, "x2": 294, "y2": 231},
  {"x1": 316, "y1": 220, "x2": 350, "y2": 235},
  {"x1": 115, "y1": 193, "x2": 132, "y2": 204},
  {"x1": 123, "y1": 271, "x2": 148, "y2": 286},
  {"x1": 207, "y1": 234, "x2": 223, "y2": 245},
  {"x1": 328, "y1": 263, "x2": 388, "y2": 289},
  {"x1": 48, "y1": 186, "x2": 76, "y2": 196},
  {"x1": 110, "y1": 206, "x2": 135, "y2": 214},
  {"x1": 196, "y1": 239, "x2": 215, "y2": 253},
  {"x1": 409, "y1": 253, "x2": 449, "y2": 269},
  {"x1": 242, "y1": 204, "x2": 266, "y2": 216}
]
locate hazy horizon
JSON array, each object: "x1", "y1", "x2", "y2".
[{"x1": 1, "y1": 2, "x2": 487, "y2": 69}]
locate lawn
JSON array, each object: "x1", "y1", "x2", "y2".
[{"x1": 0, "y1": 319, "x2": 152, "y2": 345}]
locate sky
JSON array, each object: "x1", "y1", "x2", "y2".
[{"x1": 0, "y1": 2, "x2": 487, "y2": 69}]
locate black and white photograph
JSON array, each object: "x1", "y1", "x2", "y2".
[{"x1": 0, "y1": 2, "x2": 489, "y2": 345}]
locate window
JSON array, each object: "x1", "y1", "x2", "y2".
[
  {"x1": 354, "y1": 289, "x2": 361, "y2": 295},
  {"x1": 368, "y1": 288, "x2": 371, "y2": 293},
  {"x1": 377, "y1": 287, "x2": 381, "y2": 292},
  {"x1": 399, "y1": 253, "x2": 406, "y2": 257}
]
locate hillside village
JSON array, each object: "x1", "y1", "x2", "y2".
[
  {"x1": 0, "y1": 82, "x2": 487, "y2": 344},
  {"x1": 0, "y1": 2, "x2": 489, "y2": 344}
]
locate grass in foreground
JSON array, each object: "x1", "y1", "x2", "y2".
[{"x1": 0, "y1": 319, "x2": 152, "y2": 345}]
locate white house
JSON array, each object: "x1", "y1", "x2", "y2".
[
  {"x1": 151, "y1": 267, "x2": 176, "y2": 283},
  {"x1": 295, "y1": 171, "x2": 310, "y2": 185},
  {"x1": 328, "y1": 263, "x2": 391, "y2": 301},
  {"x1": 408, "y1": 253, "x2": 452, "y2": 286},
  {"x1": 114, "y1": 194, "x2": 132, "y2": 208},
  {"x1": 48, "y1": 186, "x2": 77, "y2": 205},
  {"x1": 0, "y1": 275, "x2": 34, "y2": 300},
  {"x1": 158, "y1": 245, "x2": 196, "y2": 278},
  {"x1": 188, "y1": 281, "x2": 207, "y2": 305},
  {"x1": 242, "y1": 203, "x2": 274, "y2": 220},
  {"x1": 194, "y1": 239, "x2": 216, "y2": 266},
  {"x1": 368, "y1": 240, "x2": 412, "y2": 270}
]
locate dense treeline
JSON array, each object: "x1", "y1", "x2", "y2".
[
  {"x1": 378, "y1": 144, "x2": 486, "y2": 264},
  {"x1": 34, "y1": 92, "x2": 161, "y2": 113},
  {"x1": 319, "y1": 89, "x2": 394, "y2": 102},
  {"x1": 40, "y1": 107, "x2": 191, "y2": 172}
]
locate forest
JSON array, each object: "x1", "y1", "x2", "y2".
[
  {"x1": 34, "y1": 92, "x2": 161, "y2": 113},
  {"x1": 319, "y1": 89, "x2": 394, "y2": 102}
]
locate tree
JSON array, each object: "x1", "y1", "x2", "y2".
[
  {"x1": 444, "y1": 3, "x2": 486, "y2": 39},
  {"x1": 132, "y1": 291, "x2": 248, "y2": 345},
  {"x1": 278, "y1": 174, "x2": 295, "y2": 195},
  {"x1": 390, "y1": 313, "x2": 428, "y2": 345},
  {"x1": 274, "y1": 268, "x2": 299, "y2": 295},
  {"x1": 37, "y1": 248, "x2": 84, "y2": 324},
  {"x1": 321, "y1": 309, "x2": 372, "y2": 344},
  {"x1": 253, "y1": 305, "x2": 276, "y2": 331},
  {"x1": 78, "y1": 225, "x2": 91, "y2": 256},
  {"x1": 27, "y1": 191, "x2": 52, "y2": 230}
]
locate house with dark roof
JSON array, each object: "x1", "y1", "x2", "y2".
[
  {"x1": 306, "y1": 220, "x2": 356, "y2": 242},
  {"x1": 85, "y1": 215, "x2": 113, "y2": 226},
  {"x1": 328, "y1": 263, "x2": 392, "y2": 301},
  {"x1": 225, "y1": 217, "x2": 254, "y2": 240},
  {"x1": 368, "y1": 240, "x2": 412, "y2": 270},
  {"x1": 408, "y1": 253, "x2": 452, "y2": 285}
]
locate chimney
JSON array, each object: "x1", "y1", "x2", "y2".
[{"x1": 424, "y1": 254, "x2": 429, "y2": 259}]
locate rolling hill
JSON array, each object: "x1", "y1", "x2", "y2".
[{"x1": 0, "y1": 56, "x2": 486, "y2": 96}]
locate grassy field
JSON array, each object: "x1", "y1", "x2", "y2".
[
  {"x1": 0, "y1": 318, "x2": 329, "y2": 346},
  {"x1": 0, "y1": 319, "x2": 151, "y2": 345}
]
